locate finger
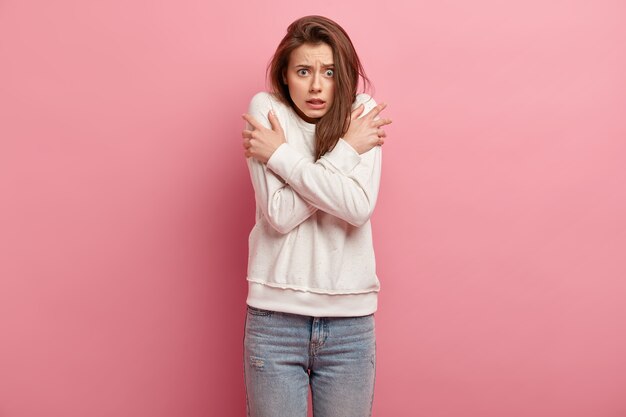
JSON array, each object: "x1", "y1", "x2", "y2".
[
  {"x1": 350, "y1": 104, "x2": 365, "y2": 120},
  {"x1": 377, "y1": 128, "x2": 387, "y2": 138},
  {"x1": 366, "y1": 103, "x2": 387, "y2": 120},
  {"x1": 242, "y1": 113, "x2": 264, "y2": 131},
  {"x1": 373, "y1": 118, "x2": 392, "y2": 128},
  {"x1": 267, "y1": 110, "x2": 284, "y2": 133},
  {"x1": 242, "y1": 138, "x2": 251, "y2": 149},
  {"x1": 242, "y1": 129, "x2": 254, "y2": 138}
]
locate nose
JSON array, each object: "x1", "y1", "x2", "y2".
[{"x1": 309, "y1": 73, "x2": 321, "y2": 93}]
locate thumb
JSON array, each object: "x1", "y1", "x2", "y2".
[
  {"x1": 268, "y1": 109, "x2": 283, "y2": 133},
  {"x1": 350, "y1": 104, "x2": 365, "y2": 121}
]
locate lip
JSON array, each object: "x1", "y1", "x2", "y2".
[{"x1": 305, "y1": 99, "x2": 326, "y2": 110}]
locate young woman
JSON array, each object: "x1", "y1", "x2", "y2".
[{"x1": 240, "y1": 15, "x2": 391, "y2": 417}]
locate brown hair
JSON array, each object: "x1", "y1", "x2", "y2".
[{"x1": 267, "y1": 15, "x2": 371, "y2": 160}]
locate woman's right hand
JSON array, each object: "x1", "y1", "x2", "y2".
[{"x1": 342, "y1": 103, "x2": 392, "y2": 155}]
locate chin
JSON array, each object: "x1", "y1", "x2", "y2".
[
  {"x1": 310, "y1": 107, "x2": 332, "y2": 117},
  {"x1": 306, "y1": 110, "x2": 327, "y2": 119}
]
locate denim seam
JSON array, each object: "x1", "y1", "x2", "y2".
[
  {"x1": 368, "y1": 339, "x2": 377, "y2": 417},
  {"x1": 243, "y1": 313, "x2": 251, "y2": 417}
]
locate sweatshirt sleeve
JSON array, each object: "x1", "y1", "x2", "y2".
[
  {"x1": 266, "y1": 94, "x2": 382, "y2": 228},
  {"x1": 245, "y1": 92, "x2": 318, "y2": 234}
]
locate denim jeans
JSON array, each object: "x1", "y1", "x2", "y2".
[{"x1": 243, "y1": 305, "x2": 377, "y2": 417}]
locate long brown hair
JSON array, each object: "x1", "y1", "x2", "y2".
[{"x1": 267, "y1": 15, "x2": 371, "y2": 160}]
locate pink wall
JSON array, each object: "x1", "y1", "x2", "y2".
[{"x1": 1, "y1": 1, "x2": 625, "y2": 416}]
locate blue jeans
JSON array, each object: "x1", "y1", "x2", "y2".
[{"x1": 243, "y1": 305, "x2": 377, "y2": 417}]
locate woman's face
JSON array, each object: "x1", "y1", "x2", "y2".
[{"x1": 283, "y1": 42, "x2": 335, "y2": 124}]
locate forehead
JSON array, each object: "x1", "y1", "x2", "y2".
[{"x1": 289, "y1": 42, "x2": 334, "y2": 65}]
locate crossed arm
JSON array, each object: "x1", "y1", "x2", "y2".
[{"x1": 242, "y1": 93, "x2": 390, "y2": 234}]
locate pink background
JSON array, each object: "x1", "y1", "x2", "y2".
[{"x1": 1, "y1": 1, "x2": 625, "y2": 416}]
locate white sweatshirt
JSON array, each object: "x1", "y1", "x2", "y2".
[{"x1": 244, "y1": 91, "x2": 382, "y2": 317}]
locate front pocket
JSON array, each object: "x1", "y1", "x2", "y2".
[{"x1": 247, "y1": 305, "x2": 274, "y2": 316}]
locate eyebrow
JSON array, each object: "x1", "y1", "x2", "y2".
[{"x1": 294, "y1": 63, "x2": 335, "y2": 68}]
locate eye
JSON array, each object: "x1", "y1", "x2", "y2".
[
  {"x1": 297, "y1": 69, "x2": 309, "y2": 76},
  {"x1": 325, "y1": 69, "x2": 334, "y2": 77}
]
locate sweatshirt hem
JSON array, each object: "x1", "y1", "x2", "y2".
[
  {"x1": 246, "y1": 281, "x2": 378, "y2": 317},
  {"x1": 246, "y1": 277, "x2": 380, "y2": 295}
]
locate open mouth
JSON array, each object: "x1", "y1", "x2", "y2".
[{"x1": 306, "y1": 99, "x2": 326, "y2": 110}]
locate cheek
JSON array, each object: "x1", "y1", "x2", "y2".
[
  {"x1": 288, "y1": 79, "x2": 307, "y2": 99},
  {"x1": 327, "y1": 82, "x2": 335, "y2": 101}
]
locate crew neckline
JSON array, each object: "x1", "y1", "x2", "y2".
[{"x1": 290, "y1": 107, "x2": 316, "y2": 132}]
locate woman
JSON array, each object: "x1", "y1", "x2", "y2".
[{"x1": 240, "y1": 15, "x2": 391, "y2": 417}]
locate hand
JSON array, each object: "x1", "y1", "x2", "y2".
[
  {"x1": 342, "y1": 103, "x2": 392, "y2": 155},
  {"x1": 241, "y1": 110, "x2": 287, "y2": 164}
]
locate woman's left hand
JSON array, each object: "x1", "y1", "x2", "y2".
[{"x1": 241, "y1": 110, "x2": 286, "y2": 164}]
